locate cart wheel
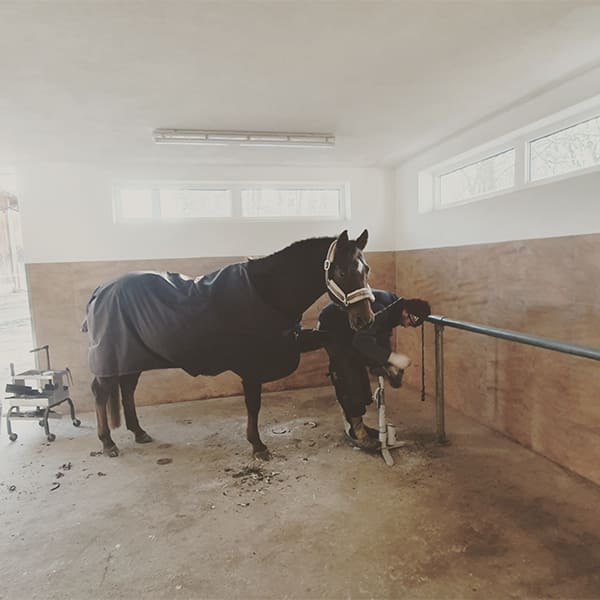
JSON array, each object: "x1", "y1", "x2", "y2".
[
  {"x1": 73, "y1": 419, "x2": 81, "y2": 427},
  {"x1": 47, "y1": 434, "x2": 56, "y2": 442},
  {"x1": 9, "y1": 433, "x2": 17, "y2": 442},
  {"x1": 39, "y1": 420, "x2": 45, "y2": 427}
]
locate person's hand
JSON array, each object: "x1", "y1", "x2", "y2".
[
  {"x1": 404, "y1": 299, "x2": 431, "y2": 326},
  {"x1": 388, "y1": 352, "x2": 411, "y2": 370},
  {"x1": 383, "y1": 365, "x2": 404, "y2": 388}
]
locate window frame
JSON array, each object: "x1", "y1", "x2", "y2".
[
  {"x1": 436, "y1": 146, "x2": 518, "y2": 208},
  {"x1": 527, "y1": 110, "x2": 600, "y2": 185},
  {"x1": 420, "y1": 95, "x2": 600, "y2": 212},
  {"x1": 112, "y1": 180, "x2": 351, "y2": 223}
]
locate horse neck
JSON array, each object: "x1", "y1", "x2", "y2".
[{"x1": 248, "y1": 237, "x2": 333, "y2": 320}]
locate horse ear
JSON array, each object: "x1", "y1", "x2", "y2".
[
  {"x1": 336, "y1": 230, "x2": 349, "y2": 247},
  {"x1": 356, "y1": 229, "x2": 368, "y2": 250}
]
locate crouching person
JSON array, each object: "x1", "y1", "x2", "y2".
[{"x1": 317, "y1": 290, "x2": 431, "y2": 451}]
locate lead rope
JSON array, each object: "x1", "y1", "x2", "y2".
[{"x1": 420, "y1": 322, "x2": 425, "y2": 402}]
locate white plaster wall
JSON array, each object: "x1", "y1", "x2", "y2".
[
  {"x1": 395, "y1": 64, "x2": 600, "y2": 250},
  {"x1": 18, "y1": 164, "x2": 395, "y2": 263}
]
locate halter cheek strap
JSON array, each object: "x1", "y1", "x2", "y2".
[{"x1": 324, "y1": 240, "x2": 375, "y2": 307}]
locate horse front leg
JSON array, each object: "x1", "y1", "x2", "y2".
[
  {"x1": 119, "y1": 372, "x2": 153, "y2": 444},
  {"x1": 242, "y1": 379, "x2": 269, "y2": 460},
  {"x1": 92, "y1": 376, "x2": 120, "y2": 457}
]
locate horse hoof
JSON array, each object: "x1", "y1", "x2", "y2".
[
  {"x1": 363, "y1": 424, "x2": 380, "y2": 439},
  {"x1": 253, "y1": 448, "x2": 271, "y2": 461},
  {"x1": 104, "y1": 445, "x2": 120, "y2": 457},
  {"x1": 344, "y1": 431, "x2": 381, "y2": 453},
  {"x1": 135, "y1": 432, "x2": 153, "y2": 444}
]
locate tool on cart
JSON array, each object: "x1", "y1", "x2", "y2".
[
  {"x1": 372, "y1": 372, "x2": 414, "y2": 466},
  {"x1": 3, "y1": 345, "x2": 80, "y2": 442}
]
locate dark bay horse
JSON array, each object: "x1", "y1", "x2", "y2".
[{"x1": 82, "y1": 230, "x2": 375, "y2": 458}]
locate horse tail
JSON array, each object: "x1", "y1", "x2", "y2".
[{"x1": 107, "y1": 385, "x2": 121, "y2": 429}]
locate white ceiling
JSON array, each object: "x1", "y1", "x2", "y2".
[{"x1": 1, "y1": 0, "x2": 600, "y2": 167}]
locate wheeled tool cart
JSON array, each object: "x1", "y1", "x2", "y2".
[{"x1": 4, "y1": 345, "x2": 80, "y2": 442}]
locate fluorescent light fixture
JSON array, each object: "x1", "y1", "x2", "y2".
[{"x1": 153, "y1": 129, "x2": 335, "y2": 148}]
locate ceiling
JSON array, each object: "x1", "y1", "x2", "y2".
[{"x1": 1, "y1": 0, "x2": 600, "y2": 167}]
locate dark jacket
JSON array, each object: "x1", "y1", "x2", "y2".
[{"x1": 318, "y1": 289, "x2": 400, "y2": 366}]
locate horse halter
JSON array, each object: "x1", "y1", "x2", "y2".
[{"x1": 323, "y1": 240, "x2": 375, "y2": 307}]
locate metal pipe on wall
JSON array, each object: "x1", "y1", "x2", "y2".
[
  {"x1": 427, "y1": 315, "x2": 600, "y2": 362},
  {"x1": 426, "y1": 314, "x2": 600, "y2": 446},
  {"x1": 434, "y1": 322, "x2": 447, "y2": 444}
]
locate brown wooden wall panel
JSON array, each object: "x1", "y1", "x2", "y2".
[
  {"x1": 25, "y1": 235, "x2": 600, "y2": 485},
  {"x1": 395, "y1": 233, "x2": 600, "y2": 486},
  {"x1": 26, "y1": 251, "x2": 394, "y2": 414}
]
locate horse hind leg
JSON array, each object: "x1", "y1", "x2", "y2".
[
  {"x1": 242, "y1": 379, "x2": 270, "y2": 460},
  {"x1": 119, "y1": 372, "x2": 153, "y2": 444},
  {"x1": 92, "y1": 376, "x2": 120, "y2": 457}
]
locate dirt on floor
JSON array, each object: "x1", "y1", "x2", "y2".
[{"x1": 1, "y1": 385, "x2": 600, "y2": 600}]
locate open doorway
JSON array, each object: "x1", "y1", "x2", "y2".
[{"x1": 0, "y1": 170, "x2": 34, "y2": 403}]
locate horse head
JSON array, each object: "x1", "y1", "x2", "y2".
[{"x1": 325, "y1": 229, "x2": 375, "y2": 331}]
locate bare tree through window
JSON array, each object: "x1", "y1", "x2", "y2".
[
  {"x1": 440, "y1": 149, "x2": 515, "y2": 206},
  {"x1": 241, "y1": 189, "x2": 341, "y2": 218},
  {"x1": 530, "y1": 115, "x2": 600, "y2": 181}
]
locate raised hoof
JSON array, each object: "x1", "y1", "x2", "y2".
[
  {"x1": 253, "y1": 448, "x2": 271, "y2": 461},
  {"x1": 345, "y1": 431, "x2": 381, "y2": 453},
  {"x1": 363, "y1": 424, "x2": 380, "y2": 439},
  {"x1": 345, "y1": 420, "x2": 379, "y2": 440},
  {"x1": 104, "y1": 445, "x2": 120, "y2": 457},
  {"x1": 135, "y1": 432, "x2": 153, "y2": 444}
]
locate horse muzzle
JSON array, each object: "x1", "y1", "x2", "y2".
[{"x1": 348, "y1": 301, "x2": 375, "y2": 331}]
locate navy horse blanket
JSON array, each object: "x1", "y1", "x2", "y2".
[{"x1": 82, "y1": 263, "x2": 301, "y2": 382}]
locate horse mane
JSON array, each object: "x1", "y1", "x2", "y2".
[
  {"x1": 246, "y1": 236, "x2": 335, "y2": 319},
  {"x1": 248, "y1": 236, "x2": 334, "y2": 271}
]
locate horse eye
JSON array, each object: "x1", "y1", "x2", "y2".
[{"x1": 333, "y1": 263, "x2": 346, "y2": 278}]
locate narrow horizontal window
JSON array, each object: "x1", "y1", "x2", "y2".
[
  {"x1": 439, "y1": 149, "x2": 515, "y2": 206},
  {"x1": 116, "y1": 187, "x2": 231, "y2": 221},
  {"x1": 159, "y1": 189, "x2": 232, "y2": 218},
  {"x1": 529, "y1": 114, "x2": 600, "y2": 182},
  {"x1": 119, "y1": 189, "x2": 154, "y2": 219},
  {"x1": 419, "y1": 95, "x2": 600, "y2": 212},
  {"x1": 114, "y1": 181, "x2": 349, "y2": 222},
  {"x1": 240, "y1": 188, "x2": 343, "y2": 218}
]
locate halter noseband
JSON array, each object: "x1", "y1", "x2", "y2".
[{"x1": 324, "y1": 240, "x2": 375, "y2": 307}]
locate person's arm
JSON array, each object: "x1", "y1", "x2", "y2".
[
  {"x1": 383, "y1": 297, "x2": 408, "y2": 328},
  {"x1": 352, "y1": 326, "x2": 392, "y2": 365},
  {"x1": 353, "y1": 327, "x2": 412, "y2": 369},
  {"x1": 352, "y1": 302, "x2": 413, "y2": 368},
  {"x1": 379, "y1": 297, "x2": 432, "y2": 328},
  {"x1": 296, "y1": 328, "x2": 329, "y2": 353},
  {"x1": 317, "y1": 303, "x2": 356, "y2": 346}
]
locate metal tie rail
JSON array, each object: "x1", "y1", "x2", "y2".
[{"x1": 426, "y1": 315, "x2": 600, "y2": 444}]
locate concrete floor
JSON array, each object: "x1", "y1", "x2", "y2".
[{"x1": 1, "y1": 385, "x2": 600, "y2": 600}]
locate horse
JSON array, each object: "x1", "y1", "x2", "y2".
[{"x1": 82, "y1": 229, "x2": 375, "y2": 459}]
